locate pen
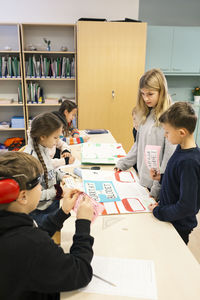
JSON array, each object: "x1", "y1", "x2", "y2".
[{"x1": 93, "y1": 273, "x2": 116, "y2": 287}]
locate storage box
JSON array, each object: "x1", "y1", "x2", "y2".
[{"x1": 11, "y1": 116, "x2": 25, "y2": 128}]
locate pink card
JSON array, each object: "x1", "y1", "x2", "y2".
[
  {"x1": 73, "y1": 192, "x2": 105, "y2": 223},
  {"x1": 144, "y1": 145, "x2": 161, "y2": 171}
]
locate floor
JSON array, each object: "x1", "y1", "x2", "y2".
[{"x1": 188, "y1": 212, "x2": 200, "y2": 263}]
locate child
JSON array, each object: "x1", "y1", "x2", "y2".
[
  {"x1": 0, "y1": 151, "x2": 94, "y2": 300},
  {"x1": 24, "y1": 112, "x2": 67, "y2": 225},
  {"x1": 52, "y1": 99, "x2": 89, "y2": 146},
  {"x1": 115, "y1": 69, "x2": 176, "y2": 198},
  {"x1": 148, "y1": 102, "x2": 200, "y2": 245}
]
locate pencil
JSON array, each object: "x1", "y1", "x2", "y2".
[{"x1": 93, "y1": 273, "x2": 116, "y2": 287}]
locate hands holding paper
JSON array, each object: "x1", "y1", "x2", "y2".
[{"x1": 61, "y1": 188, "x2": 104, "y2": 222}]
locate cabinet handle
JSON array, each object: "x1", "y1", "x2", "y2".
[
  {"x1": 112, "y1": 90, "x2": 115, "y2": 99},
  {"x1": 172, "y1": 68, "x2": 181, "y2": 71}
]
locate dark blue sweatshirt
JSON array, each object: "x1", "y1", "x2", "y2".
[{"x1": 153, "y1": 145, "x2": 200, "y2": 231}]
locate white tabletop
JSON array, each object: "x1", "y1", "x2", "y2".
[{"x1": 61, "y1": 131, "x2": 200, "y2": 300}]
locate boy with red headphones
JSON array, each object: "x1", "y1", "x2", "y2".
[{"x1": 0, "y1": 152, "x2": 94, "y2": 300}]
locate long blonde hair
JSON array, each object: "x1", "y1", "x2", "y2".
[{"x1": 136, "y1": 69, "x2": 171, "y2": 126}]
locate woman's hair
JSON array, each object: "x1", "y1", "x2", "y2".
[
  {"x1": 59, "y1": 99, "x2": 77, "y2": 115},
  {"x1": 58, "y1": 100, "x2": 77, "y2": 136},
  {"x1": 30, "y1": 113, "x2": 62, "y2": 188},
  {"x1": 0, "y1": 152, "x2": 43, "y2": 210},
  {"x1": 136, "y1": 69, "x2": 171, "y2": 126}
]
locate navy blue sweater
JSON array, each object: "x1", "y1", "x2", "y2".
[{"x1": 153, "y1": 145, "x2": 200, "y2": 232}]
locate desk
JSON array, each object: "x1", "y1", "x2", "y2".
[{"x1": 61, "y1": 132, "x2": 200, "y2": 300}]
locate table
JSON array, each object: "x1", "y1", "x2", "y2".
[{"x1": 61, "y1": 131, "x2": 200, "y2": 300}]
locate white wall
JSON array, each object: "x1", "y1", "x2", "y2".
[{"x1": 0, "y1": 0, "x2": 139, "y2": 24}]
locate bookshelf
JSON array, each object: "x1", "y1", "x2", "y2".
[
  {"x1": 20, "y1": 23, "x2": 77, "y2": 128},
  {"x1": 0, "y1": 24, "x2": 25, "y2": 145}
]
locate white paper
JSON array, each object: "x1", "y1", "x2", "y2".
[
  {"x1": 59, "y1": 158, "x2": 81, "y2": 169},
  {"x1": 81, "y1": 256, "x2": 157, "y2": 300}
]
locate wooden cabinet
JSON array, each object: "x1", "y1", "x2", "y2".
[
  {"x1": 20, "y1": 24, "x2": 76, "y2": 128},
  {"x1": 0, "y1": 24, "x2": 25, "y2": 144},
  {"x1": 77, "y1": 21, "x2": 147, "y2": 152}
]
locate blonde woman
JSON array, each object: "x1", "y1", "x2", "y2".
[{"x1": 115, "y1": 69, "x2": 176, "y2": 198}]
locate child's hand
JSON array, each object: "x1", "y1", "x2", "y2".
[
  {"x1": 76, "y1": 195, "x2": 94, "y2": 221},
  {"x1": 148, "y1": 202, "x2": 159, "y2": 212},
  {"x1": 69, "y1": 156, "x2": 75, "y2": 164},
  {"x1": 61, "y1": 189, "x2": 80, "y2": 214},
  {"x1": 114, "y1": 167, "x2": 121, "y2": 172},
  {"x1": 150, "y1": 168, "x2": 161, "y2": 181},
  {"x1": 61, "y1": 152, "x2": 71, "y2": 158}
]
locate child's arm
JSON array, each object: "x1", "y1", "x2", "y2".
[
  {"x1": 29, "y1": 194, "x2": 94, "y2": 293},
  {"x1": 115, "y1": 136, "x2": 138, "y2": 171},
  {"x1": 152, "y1": 160, "x2": 199, "y2": 222}
]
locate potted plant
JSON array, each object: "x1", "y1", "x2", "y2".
[
  {"x1": 192, "y1": 87, "x2": 200, "y2": 105},
  {"x1": 43, "y1": 38, "x2": 51, "y2": 51}
]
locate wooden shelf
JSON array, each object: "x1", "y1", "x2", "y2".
[
  {"x1": 23, "y1": 51, "x2": 75, "y2": 54},
  {"x1": 0, "y1": 77, "x2": 22, "y2": 80},
  {"x1": 0, "y1": 104, "x2": 23, "y2": 106},
  {"x1": 25, "y1": 77, "x2": 75, "y2": 81},
  {"x1": 0, "y1": 128, "x2": 25, "y2": 131},
  {"x1": 27, "y1": 104, "x2": 60, "y2": 106},
  {"x1": 0, "y1": 50, "x2": 20, "y2": 53}
]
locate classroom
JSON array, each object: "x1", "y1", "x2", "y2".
[{"x1": 0, "y1": 1, "x2": 200, "y2": 300}]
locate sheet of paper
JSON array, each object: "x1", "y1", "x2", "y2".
[
  {"x1": 144, "y1": 145, "x2": 161, "y2": 171},
  {"x1": 81, "y1": 256, "x2": 157, "y2": 300},
  {"x1": 81, "y1": 143, "x2": 126, "y2": 164}
]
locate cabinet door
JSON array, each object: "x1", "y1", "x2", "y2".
[
  {"x1": 171, "y1": 27, "x2": 200, "y2": 73},
  {"x1": 145, "y1": 26, "x2": 173, "y2": 72},
  {"x1": 77, "y1": 21, "x2": 146, "y2": 152}
]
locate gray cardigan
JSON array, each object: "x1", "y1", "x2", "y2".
[{"x1": 116, "y1": 109, "x2": 176, "y2": 198}]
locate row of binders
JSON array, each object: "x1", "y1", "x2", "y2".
[
  {"x1": 0, "y1": 56, "x2": 21, "y2": 78},
  {"x1": 26, "y1": 82, "x2": 44, "y2": 103},
  {"x1": 25, "y1": 55, "x2": 75, "y2": 78}
]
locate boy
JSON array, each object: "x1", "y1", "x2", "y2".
[
  {"x1": 0, "y1": 152, "x2": 94, "y2": 300},
  {"x1": 148, "y1": 102, "x2": 200, "y2": 245}
]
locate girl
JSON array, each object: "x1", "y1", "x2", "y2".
[
  {"x1": 24, "y1": 112, "x2": 67, "y2": 225},
  {"x1": 115, "y1": 69, "x2": 176, "y2": 199},
  {"x1": 0, "y1": 151, "x2": 94, "y2": 300},
  {"x1": 52, "y1": 99, "x2": 89, "y2": 145}
]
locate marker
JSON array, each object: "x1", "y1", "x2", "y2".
[{"x1": 93, "y1": 273, "x2": 116, "y2": 287}]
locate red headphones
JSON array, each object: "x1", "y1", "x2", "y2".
[{"x1": 0, "y1": 178, "x2": 20, "y2": 204}]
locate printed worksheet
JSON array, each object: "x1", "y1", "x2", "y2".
[
  {"x1": 82, "y1": 170, "x2": 155, "y2": 215},
  {"x1": 81, "y1": 256, "x2": 157, "y2": 299}
]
